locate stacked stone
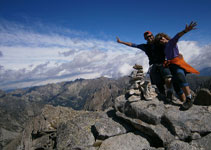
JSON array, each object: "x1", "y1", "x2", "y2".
[{"x1": 127, "y1": 64, "x2": 157, "y2": 101}]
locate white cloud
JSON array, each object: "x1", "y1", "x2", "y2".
[
  {"x1": 178, "y1": 41, "x2": 211, "y2": 70},
  {"x1": 0, "y1": 51, "x2": 3, "y2": 57},
  {"x1": 118, "y1": 63, "x2": 133, "y2": 76},
  {"x1": 0, "y1": 21, "x2": 210, "y2": 90}
]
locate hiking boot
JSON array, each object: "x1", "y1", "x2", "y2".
[{"x1": 181, "y1": 97, "x2": 193, "y2": 110}]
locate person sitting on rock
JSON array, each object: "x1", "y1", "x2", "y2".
[
  {"x1": 155, "y1": 21, "x2": 200, "y2": 110},
  {"x1": 116, "y1": 31, "x2": 172, "y2": 99}
]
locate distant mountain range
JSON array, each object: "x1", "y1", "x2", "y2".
[{"x1": 199, "y1": 67, "x2": 211, "y2": 76}]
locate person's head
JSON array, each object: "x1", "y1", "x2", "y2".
[
  {"x1": 144, "y1": 31, "x2": 154, "y2": 43},
  {"x1": 155, "y1": 33, "x2": 171, "y2": 45}
]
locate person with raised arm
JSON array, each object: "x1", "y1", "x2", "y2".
[
  {"x1": 155, "y1": 21, "x2": 199, "y2": 110},
  {"x1": 117, "y1": 31, "x2": 172, "y2": 98}
]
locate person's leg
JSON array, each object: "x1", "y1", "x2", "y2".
[
  {"x1": 182, "y1": 86, "x2": 191, "y2": 97},
  {"x1": 156, "y1": 82, "x2": 165, "y2": 95},
  {"x1": 171, "y1": 65, "x2": 193, "y2": 110},
  {"x1": 179, "y1": 93, "x2": 186, "y2": 102},
  {"x1": 150, "y1": 65, "x2": 165, "y2": 95},
  {"x1": 175, "y1": 68, "x2": 191, "y2": 99},
  {"x1": 165, "y1": 78, "x2": 172, "y2": 89},
  {"x1": 160, "y1": 66, "x2": 172, "y2": 88},
  {"x1": 160, "y1": 66, "x2": 173, "y2": 100},
  {"x1": 172, "y1": 81, "x2": 185, "y2": 102}
]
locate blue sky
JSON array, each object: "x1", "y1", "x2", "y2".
[
  {"x1": 1, "y1": 0, "x2": 211, "y2": 42},
  {"x1": 0, "y1": 0, "x2": 211, "y2": 89}
]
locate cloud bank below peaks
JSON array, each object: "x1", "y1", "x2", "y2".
[
  {"x1": 0, "y1": 21, "x2": 149, "y2": 89},
  {"x1": 0, "y1": 20, "x2": 210, "y2": 90}
]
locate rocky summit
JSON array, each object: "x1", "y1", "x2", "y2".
[
  {"x1": 1, "y1": 65, "x2": 211, "y2": 150},
  {"x1": 0, "y1": 76, "x2": 129, "y2": 149}
]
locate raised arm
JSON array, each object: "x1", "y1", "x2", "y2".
[
  {"x1": 116, "y1": 36, "x2": 133, "y2": 47},
  {"x1": 177, "y1": 21, "x2": 197, "y2": 38}
]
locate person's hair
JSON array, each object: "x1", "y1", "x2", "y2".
[{"x1": 155, "y1": 33, "x2": 171, "y2": 42}]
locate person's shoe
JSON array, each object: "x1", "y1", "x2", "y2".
[{"x1": 181, "y1": 97, "x2": 193, "y2": 110}]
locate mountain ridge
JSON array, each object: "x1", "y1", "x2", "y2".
[
  {"x1": 2, "y1": 69, "x2": 211, "y2": 150},
  {"x1": 0, "y1": 74, "x2": 211, "y2": 149},
  {"x1": 199, "y1": 67, "x2": 211, "y2": 76}
]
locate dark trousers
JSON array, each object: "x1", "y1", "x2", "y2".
[{"x1": 150, "y1": 64, "x2": 165, "y2": 95}]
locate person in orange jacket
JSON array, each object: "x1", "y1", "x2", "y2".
[{"x1": 155, "y1": 21, "x2": 199, "y2": 110}]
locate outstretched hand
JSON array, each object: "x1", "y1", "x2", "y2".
[
  {"x1": 116, "y1": 36, "x2": 121, "y2": 43},
  {"x1": 185, "y1": 21, "x2": 197, "y2": 32}
]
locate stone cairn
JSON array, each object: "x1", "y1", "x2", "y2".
[{"x1": 126, "y1": 64, "x2": 157, "y2": 101}]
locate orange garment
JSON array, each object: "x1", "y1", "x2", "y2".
[{"x1": 164, "y1": 55, "x2": 200, "y2": 74}]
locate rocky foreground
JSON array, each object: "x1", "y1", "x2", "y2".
[
  {"x1": 0, "y1": 76, "x2": 129, "y2": 149},
  {"x1": 3, "y1": 65, "x2": 211, "y2": 150}
]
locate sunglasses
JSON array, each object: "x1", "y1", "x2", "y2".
[
  {"x1": 158, "y1": 36, "x2": 165, "y2": 40},
  {"x1": 145, "y1": 35, "x2": 153, "y2": 39}
]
